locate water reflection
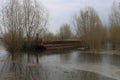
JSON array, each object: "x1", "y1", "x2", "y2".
[{"x1": 0, "y1": 50, "x2": 119, "y2": 80}]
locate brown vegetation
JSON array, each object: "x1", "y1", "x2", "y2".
[
  {"x1": 73, "y1": 7, "x2": 106, "y2": 50},
  {"x1": 109, "y1": 2, "x2": 120, "y2": 49},
  {"x1": 57, "y1": 24, "x2": 73, "y2": 40},
  {"x1": 1, "y1": 0, "x2": 48, "y2": 52},
  {"x1": 42, "y1": 31, "x2": 56, "y2": 41},
  {"x1": 1, "y1": 0, "x2": 120, "y2": 52}
]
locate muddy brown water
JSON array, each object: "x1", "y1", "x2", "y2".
[{"x1": 0, "y1": 47, "x2": 119, "y2": 80}]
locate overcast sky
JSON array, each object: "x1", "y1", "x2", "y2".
[
  {"x1": 41, "y1": 0, "x2": 116, "y2": 33},
  {"x1": 0, "y1": 0, "x2": 117, "y2": 33}
]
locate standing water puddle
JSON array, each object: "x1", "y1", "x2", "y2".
[{"x1": 0, "y1": 48, "x2": 119, "y2": 80}]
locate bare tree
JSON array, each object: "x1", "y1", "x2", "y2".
[
  {"x1": 58, "y1": 24, "x2": 72, "y2": 40},
  {"x1": 73, "y1": 7, "x2": 106, "y2": 49},
  {"x1": 109, "y1": 1, "x2": 120, "y2": 49},
  {"x1": 1, "y1": 0, "x2": 48, "y2": 52},
  {"x1": 43, "y1": 31, "x2": 55, "y2": 41},
  {"x1": 1, "y1": 0, "x2": 24, "y2": 51},
  {"x1": 22, "y1": 0, "x2": 48, "y2": 40}
]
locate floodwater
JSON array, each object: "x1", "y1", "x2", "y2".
[{"x1": 0, "y1": 47, "x2": 120, "y2": 80}]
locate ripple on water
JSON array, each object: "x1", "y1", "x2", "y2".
[{"x1": 0, "y1": 49, "x2": 119, "y2": 80}]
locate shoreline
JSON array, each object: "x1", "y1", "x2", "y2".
[{"x1": 43, "y1": 40, "x2": 82, "y2": 50}]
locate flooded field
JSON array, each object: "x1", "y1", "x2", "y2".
[{"x1": 0, "y1": 46, "x2": 120, "y2": 80}]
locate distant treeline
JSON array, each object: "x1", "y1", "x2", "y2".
[
  {"x1": 0, "y1": 0, "x2": 120, "y2": 52},
  {"x1": 43, "y1": 1, "x2": 120, "y2": 50}
]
